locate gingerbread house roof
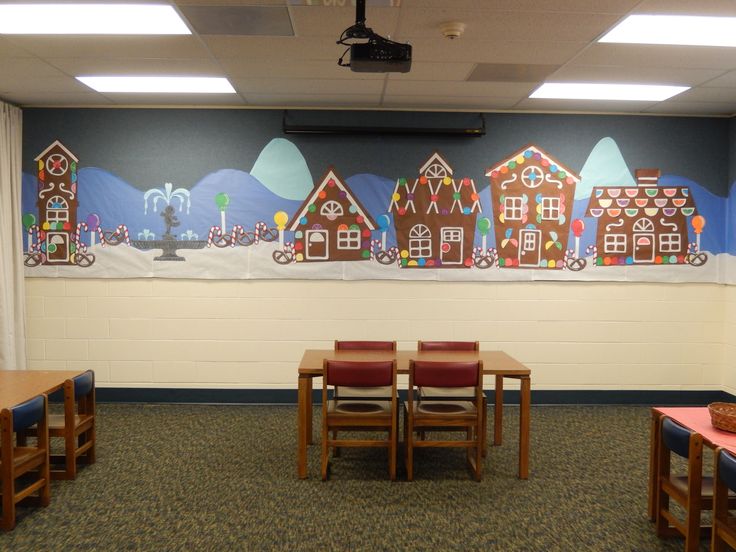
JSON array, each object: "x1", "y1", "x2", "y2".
[
  {"x1": 287, "y1": 167, "x2": 377, "y2": 231},
  {"x1": 34, "y1": 140, "x2": 79, "y2": 163},
  {"x1": 419, "y1": 152, "x2": 453, "y2": 176},
  {"x1": 485, "y1": 144, "x2": 580, "y2": 184},
  {"x1": 585, "y1": 185, "x2": 697, "y2": 219}
]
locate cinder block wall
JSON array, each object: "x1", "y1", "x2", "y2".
[{"x1": 25, "y1": 278, "x2": 726, "y2": 393}]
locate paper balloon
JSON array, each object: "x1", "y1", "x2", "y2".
[
  {"x1": 273, "y1": 211, "x2": 288, "y2": 230},
  {"x1": 377, "y1": 214, "x2": 391, "y2": 231},
  {"x1": 215, "y1": 192, "x2": 230, "y2": 211},
  {"x1": 22, "y1": 213, "x2": 36, "y2": 230},
  {"x1": 86, "y1": 213, "x2": 101, "y2": 231},
  {"x1": 691, "y1": 215, "x2": 705, "y2": 234},
  {"x1": 571, "y1": 218, "x2": 585, "y2": 237},
  {"x1": 476, "y1": 217, "x2": 491, "y2": 235}
]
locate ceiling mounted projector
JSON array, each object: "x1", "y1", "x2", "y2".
[{"x1": 337, "y1": 0, "x2": 411, "y2": 73}]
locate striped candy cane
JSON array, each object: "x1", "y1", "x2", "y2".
[
  {"x1": 230, "y1": 225, "x2": 245, "y2": 247},
  {"x1": 74, "y1": 222, "x2": 89, "y2": 254}
]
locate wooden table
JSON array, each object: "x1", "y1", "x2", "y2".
[
  {"x1": 0, "y1": 370, "x2": 87, "y2": 411},
  {"x1": 647, "y1": 407, "x2": 736, "y2": 521},
  {"x1": 297, "y1": 349, "x2": 531, "y2": 479}
]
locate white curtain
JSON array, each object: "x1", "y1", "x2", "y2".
[{"x1": 0, "y1": 100, "x2": 26, "y2": 370}]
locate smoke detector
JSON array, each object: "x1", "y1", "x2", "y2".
[{"x1": 440, "y1": 21, "x2": 465, "y2": 40}]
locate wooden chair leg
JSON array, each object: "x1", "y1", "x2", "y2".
[
  {"x1": 389, "y1": 425, "x2": 396, "y2": 481},
  {"x1": 321, "y1": 420, "x2": 329, "y2": 481},
  {"x1": 1, "y1": 481, "x2": 15, "y2": 531},
  {"x1": 332, "y1": 430, "x2": 340, "y2": 457},
  {"x1": 481, "y1": 396, "x2": 487, "y2": 458},
  {"x1": 405, "y1": 414, "x2": 413, "y2": 482}
]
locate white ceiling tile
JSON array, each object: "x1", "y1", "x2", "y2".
[
  {"x1": 0, "y1": 58, "x2": 68, "y2": 79},
  {"x1": 643, "y1": 100, "x2": 736, "y2": 116},
  {"x1": 675, "y1": 87, "x2": 736, "y2": 102},
  {"x1": 515, "y1": 97, "x2": 660, "y2": 112},
  {"x1": 404, "y1": 38, "x2": 587, "y2": 65},
  {"x1": 701, "y1": 70, "x2": 736, "y2": 87},
  {"x1": 46, "y1": 58, "x2": 224, "y2": 76},
  {"x1": 104, "y1": 93, "x2": 248, "y2": 106},
  {"x1": 386, "y1": 62, "x2": 475, "y2": 81},
  {"x1": 396, "y1": 10, "x2": 621, "y2": 42},
  {"x1": 548, "y1": 64, "x2": 724, "y2": 86},
  {"x1": 572, "y1": 43, "x2": 736, "y2": 70},
  {"x1": 0, "y1": 37, "x2": 35, "y2": 58},
  {"x1": 218, "y1": 58, "x2": 384, "y2": 79},
  {"x1": 202, "y1": 35, "x2": 337, "y2": 60},
  {"x1": 382, "y1": 95, "x2": 520, "y2": 109},
  {"x1": 399, "y1": 0, "x2": 639, "y2": 12},
  {"x1": 1, "y1": 91, "x2": 113, "y2": 107},
  {"x1": 243, "y1": 93, "x2": 382, "y2": 107},
  {"x1": 289, "y1": 6, "x2": 400, "y2": 37},
  {"x1": 7, "y1": 37, "x2": 213, "y2": 59},
  {"x1": 231, "y1": 77, "x2": 386, "y2": 94},
  {"x1": 385, "y1": 79, "x2": 535, "y2": 97},
  {"x1": 1, "y1": 75, "x2": 89, "y2": 94},
  {"x1": 633, "y1": 0, "x2": 736, "y2": 16}
]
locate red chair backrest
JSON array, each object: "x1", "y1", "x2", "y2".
[
  {"x1": 418, "y1": 341, "x2": 478, "y2": 351},
  {"x1": 335, "y1": 341, "x2": 396, "y2": 351},
  {"x1": 325, "y1": 360, "x2": 395, "y2": 387},
  {"x1": 411, "y1": 360, "x2": 480, "y2": 388}
]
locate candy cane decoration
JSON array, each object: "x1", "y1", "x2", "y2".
[
  {"x1": 254, "y1": 222, "x2": 269, "y2": 245},
  {"x1": 26, "y1": 224, "x2": 40, "y2": 253},
  {"x1": 230, "y1": 225, "x2": 245, "y2": 247},
  {"x1": 74, "y1": 222, "x2": 89, "y2": 254},
  {"x1": 586, "y1": 244, "x2": 598, "y2": 265},
  {"x1": 562, "y1": 248, "x2": 574, "y2": 271},
  {"x1": 369, "y1": 239, "x2": 382, "y2": 260},
  {"x1": 99, "y1": 225, "x2": 130, "y2": 246},
  {"x1": 283, "y1": 241, "x2": 296, "y2": 263},
  {"x1": 207, "y1": 226, "x2": 223, "y2": 247},
  {"x1": 472, "y1": 246, "x2": 499, "y2": 268}
]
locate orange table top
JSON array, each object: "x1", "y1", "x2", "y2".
[
  {"x1": 654, "y1": 406, "x2": 736, "y2": 454},
  {"x1": 298, "y1": 349, "x2": 530, "y2": 377},
  {"x1": 0, "y1": 370, "x2": 86, "y2": 411}
]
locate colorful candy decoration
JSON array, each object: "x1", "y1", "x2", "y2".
[{"x1": 215, "y1": 192, "x2": 230, "y2": 231}]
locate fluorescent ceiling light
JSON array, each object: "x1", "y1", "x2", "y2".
[
  {"x1": 0, "y1": 4, "x2": 190, "y2": 35},
  {"x1": 76, "y1": 76, "x2": 236, "y2": 94},
  {"x1": 530, "y1": 83, "x2": 689, "y2": 102},
  {"x1": 599, "y1": 14, "x2": 736, "y2": 47}
]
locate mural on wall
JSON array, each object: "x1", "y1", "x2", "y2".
[{"x1": 21, "y1": 135, "x2": 723, "y2": 282}]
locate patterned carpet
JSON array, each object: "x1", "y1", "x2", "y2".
[{"x1": 0, "y1": 404, "x2": 709, "y2": 551}]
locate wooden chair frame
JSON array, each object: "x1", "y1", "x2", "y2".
[
  {"x1": 20, "y1": 370, "x2": 96, "y2": 480},
  {"x1": 655, "y1": 416, "x2": 712, "y2": 551},
  {"x1": 321, "y1": 359, "x2": 398, "y2": 481},
  {"x1": 1, "y1": 395, "x2": 50, "y2": 532},
  {"x1": 404, "y1": 359, "x2": 484, "y2": 481},
  {"x1": 416, "y1": 341, "x2": 487, "y2": 457},
  {"x1": 712, "y1": 447, "x2": 736, "y2": 552}
]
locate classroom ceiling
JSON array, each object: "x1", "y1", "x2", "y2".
[{"x1": 2, "y1": 0, "x2": 736, "y2": 116}]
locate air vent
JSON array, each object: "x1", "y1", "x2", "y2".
[
  {"x1": 467, "y1": 63, "x2": 559, "y2": 82},
  {"x1": 178, "y1": 6, "x2": 294, "y2": 36}
]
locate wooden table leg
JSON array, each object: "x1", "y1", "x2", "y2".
[
  {"x1": 494, "y1": 374, "x2": 503, "y2": 446},
  {"x1": 297, "y1": 374, "x2": 312, "y2": 479},
  {"x1": 648, "y1": 409, "x2": 662, "y2": 521},
  {"x1": 519, "y1": 375, "x2": 530, "y2": 479},
  {"x1": 306, "y1": 377, "x2": 313, "y2": 445}
]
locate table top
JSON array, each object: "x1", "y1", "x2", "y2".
[
  {"x1": 0, "y1": 370, "x2": 86, "y2": 411},
  {"x1": 654, "y1": 406, "x2": 736, "y2": 454},
  {"x1": 298, "y1": 349, "x2": 530, "y2": 376}
]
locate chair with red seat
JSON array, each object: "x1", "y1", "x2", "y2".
[
  {"x1": 321, "y1": 359, "x2": 398, "y2": 481},
  {"x1": 417, "y1": 341, "x2": 487, "y2": 454},
  {"x1": 711, "y1": 447, "x2": 736, "y2": 552},
  {"x1": 404, "y1": 359, "x2": 484, "y2": 481},
  {"x1": 1, "y1": 394, "x2": 50, "y2": 531}
]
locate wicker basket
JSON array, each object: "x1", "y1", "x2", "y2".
[{"x1": 708, "y1": 402, "x2": 736, "y2": 433}]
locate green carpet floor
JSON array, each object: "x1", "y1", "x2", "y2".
[{"x1": 0, "y1": 404, "x2": 710, "y2": 551}]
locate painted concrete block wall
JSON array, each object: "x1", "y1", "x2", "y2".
[
  {"x1": 24, "y1": 278, "x2": 725, "y2": 392},
  {"x1": 724, "y1": 286, "x2": 736, "y2": 396}
]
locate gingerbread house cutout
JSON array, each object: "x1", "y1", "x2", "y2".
[
  {"x1": 35, "y1": 140, "x2": 79, "y2": 265},
  {"x1": 287, "y1": 168, "x2": 376, "y2": 262},
  {"x1": 585, "y1": 169, "x2": 697, "y2": 266},
  {"x1": 389, "y1": 152, "x2": 481, "y2": 268},
  {"x1": 486, "y1": 145, "x2": 579, "y2": 269}
]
